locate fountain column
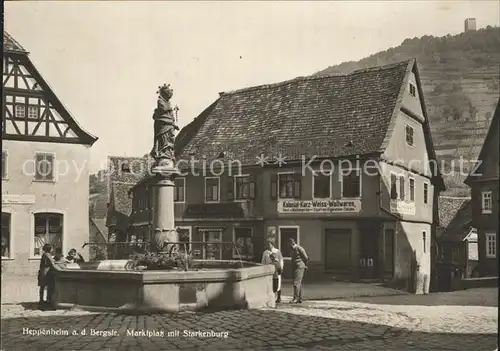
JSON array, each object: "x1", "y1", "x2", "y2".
[
  {"x1": 151, "y1": 161, "x2": 179, "y2": 252},
  {"x1": 149, "y1": 84, "x2": 180, "y2": 252}
]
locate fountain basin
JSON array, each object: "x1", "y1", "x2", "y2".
[{"x1": 52, "y1": 260, "x2": 276, "y2": 314}]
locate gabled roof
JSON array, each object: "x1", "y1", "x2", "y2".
[
  {"x1": 177, "y1": 61, "x2": 412, "y2": 164},
  {"x1": 3, "y1": 31, "x2": 98, "y2": 146},
  {"x1": 402, "y1": 60, "x2": 445, "y2": 190},
  {"x1": 463, "y1": 228, "x2": 477, "y2": 242},
  {"x1": 90, "y1": 156, "x2": 151, "y2": 229},
  {"x1": 106, "y1": 181, "x2": 135, "y2": 228},
  {"x1": 112, "y1": 181, "x2": 135, "y2": 216},
  {"x1": 3, "y1": 31, "x2": 26, "y2": 53},
  {"x1": 464, "y1": 98, "x2": 500, "y2": 184},
  {"x1": 175, "y1": 59, "x2": 443, "y2": 191},
  {"x1": 438, "y1": 196, "x2": 472, "y2": 242}
]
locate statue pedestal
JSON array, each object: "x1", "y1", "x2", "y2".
[{"x1": 151, "y1": 163, "x2": 180, "y2": 252}]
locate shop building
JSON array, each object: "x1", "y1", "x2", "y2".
[{"x1": 129, "y1": 60, "x2": 444, "y2": 286}]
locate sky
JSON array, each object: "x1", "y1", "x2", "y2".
[{"x1": 5, "y1": 1, "x2": 500, "y2": 173}]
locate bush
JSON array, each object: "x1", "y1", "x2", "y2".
[
  {"x1": 125, "y1": 250, "x2": 193, "y2": 271},
  {"x1": 90, "y1": 246, "x2": 107, "y2": 261}
]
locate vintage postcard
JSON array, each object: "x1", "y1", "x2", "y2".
[{"x1": 2, "y1": 1, "x2": 499, "y2": 350}]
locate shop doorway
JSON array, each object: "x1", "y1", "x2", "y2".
[
  {"x1": 359, "y1": 228, "x2": 379, "y2": 279},
  {"x1": 324, "y1": 229, "x2": 351, "y2": 271}
]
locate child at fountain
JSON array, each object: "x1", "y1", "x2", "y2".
[
  {"x1": 262, "y1": 238, "x2": 283, "y2": 303},
  {"x1": 37, "y1": 244, "x2": 62, "y2": 309},
  {"x1": 53, "y1": 248, "x2": 68, "y2": 269},
  {"x1": 66, "y1": 248, "x2": 85, "y2": 264},
  {"x1": 269, "y1": 253, "x2": 283, "y2": 302}
]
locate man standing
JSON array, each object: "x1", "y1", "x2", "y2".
[
  {"x1": 289, "y1": 238, "x2": 308, "y2": 303},
  {"x1": 261, "y1": 239, "x2": 284, "y2": 303}
]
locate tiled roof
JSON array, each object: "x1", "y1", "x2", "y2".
[
  {"x1": 440, "y1": 198, "x2": 473, "y2": 242},
  {"x1": 105, "y1": 181, "x2": 135, "y2": 229},
  {"x1": 3, "y1": 31, "x2": 27, "y2": 53},
  {"x1": 111, "y1": 181, "x2": 135, "y2": 216},
  {"x1": 438, "y1": 196, "x2": 471, "y2": 230},
  {"x1": 176, "y1": 60, "x2": 411, "y2": 164},
  {"x1": 92, "y1": 156, "x2": 152, "y2": 229}
]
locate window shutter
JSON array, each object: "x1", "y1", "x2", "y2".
[
  {"x1": 1, "y1": 151, "x2": 6, "y2": 179},
  {"x1": 45, "y1": 154, "x2": 54, "y2": 180},
  {"x1": 293, "y1": 173, "x2": 302, "y2": 199},
  {"x1": 146, "y1": 187, "x2": 150, "y2": 209},
  {"x1": 181, "y1": 179, "x2": 186, "y2": 202},
  {"x1": 399, "y1": 177, "x2": 405, "y2": 201},
  {"x1": 35, "y1": 153, "x2": 44, "y2": 180},
  {"x1": 249, "y1": 176, "x2": 256, "y2": 199},
  {"x1": 390, "y1": 175, "x2": 398, "y2": 200},
  {"x1": 270, "y1": 174, "x2": 277, "y2": 200},
  {"x1": 227, "y1": 176, "x2": 234, "y2": 201}
]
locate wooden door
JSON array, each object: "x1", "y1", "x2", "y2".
[
  {"x1": 324, "y1": 229, "x2": 351, "y2": 271},
  {"x1": 203, "y1": 231, "x2": 222, "y2": 260},
  {"x1": 359, "y1": 229, "x2": 379, "y2": 278}
]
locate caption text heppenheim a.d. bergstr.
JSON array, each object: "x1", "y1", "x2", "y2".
[{"x1": 22, "y1": 328, "x2": 230, "y2": 339}]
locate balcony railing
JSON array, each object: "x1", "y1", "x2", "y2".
[{"x1": 83, "y1": 240, "x2": 255, "y2": 265}]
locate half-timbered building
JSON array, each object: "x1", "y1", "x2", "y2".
[{"x1": 2, "y1": 31, "x2": 97, "y2": 275}]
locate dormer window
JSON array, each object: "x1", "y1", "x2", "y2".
[
  {"x1": 405, "y1": 125, "x2": 414, "y2": 146},
  {"x1": 409, "y1": 83, "x2": 416, "y2": 97},
  {"x1": 121, "y1": 163, "x2": 131, "y2": 173}
]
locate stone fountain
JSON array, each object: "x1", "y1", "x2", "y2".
[
  {"x1": 150, "y1": 84, "x2": 180, "y2": 254},
  {"x1": 51, "y1": 85, "x2": 275, "y2": 313}
]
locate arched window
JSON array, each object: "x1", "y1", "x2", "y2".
[
  {"x1": 1, "y1": 212, "x2": 11, "y2": 258},
  {"x1": 34, "y1": 213, "x2": 63, "y2": 256}
]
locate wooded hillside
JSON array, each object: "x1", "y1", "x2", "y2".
[{"x1": 316, "y1": 26, "x2": 500, "y2": 195}]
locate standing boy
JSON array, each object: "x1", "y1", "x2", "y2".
[
  {"x1": 261, "y1": 239, "x2": 284, "y2": 303},
  {"x1": 289, "y1": 238, "x2": 308, "y2": 304}
]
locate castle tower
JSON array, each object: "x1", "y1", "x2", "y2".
[{"x1": 464, "y1": 18, "x2": 477, "y2": 32}]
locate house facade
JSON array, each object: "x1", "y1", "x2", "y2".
[
  {"x1": 88, "y1": 157, "x2": 149, "y2": 233},
  {"x1": 435, "y1": 197, "x2": 478, "y2": 290},
  {"x1": 1, "y1": 32, "x2": 97, "y2": 275},
  {"x1": 464, "y1": 99, "x2": 499, "y2": 277},
  {"x1": 129, "y1": 60, "x2": 444, "y2": 290}
]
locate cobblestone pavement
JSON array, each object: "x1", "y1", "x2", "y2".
[
  {"x1": 1, "y1": 298, "x2": 497, "y2": 351},
  {"x1": 1, "y1": 275, "x2": 405, "y2": 304}
]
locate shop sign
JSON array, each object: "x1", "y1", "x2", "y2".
[
  {"x1": 390, "y1": 200, "x2": 416, "y2": 215},
  {"x1": 277, "y1": 199, "x2": 361, "y2": 213},
  {"x1": 2, "y1": 194, "x2": 36, "y2": 204},
  {"x1": 184, "y1": 203, "x2": 244, "y2": 218}
]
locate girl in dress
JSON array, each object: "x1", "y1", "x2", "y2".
[
  {"x1": 261, "y1": 239, "x2": 284, "y2": 303},
  {"x1": 37, "y1": 244, "x2": 62, "y2": 309}
]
